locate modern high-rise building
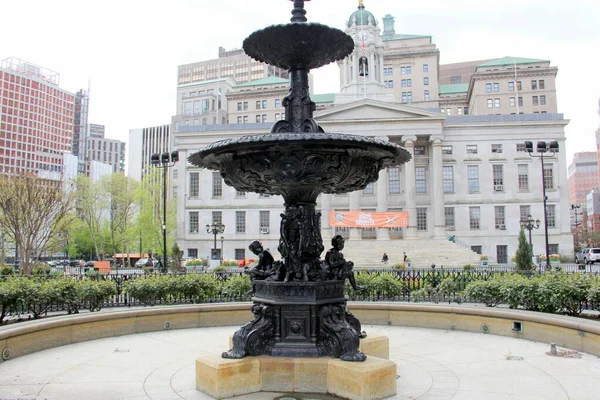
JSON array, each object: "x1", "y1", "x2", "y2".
[
  {"x1": 568, "y1": 152, "x2": 598, "y2": 207},
  {"x1": 85, "y1": 129, "x2": 126, "y2": 174},
  {"x1": 127, "y1": 125, "x2": 170, "y2": 182},
  {"x1": 0, "y1": 57, "x2": 74, "y2": 178},
  {"x1": 171, "y1": 2, "x2": 572, "y2": 264}
]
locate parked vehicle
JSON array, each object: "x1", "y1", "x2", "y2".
[
  {"x1": 134, "y1": 258, "x2": 160, "y2": 268},
  {"x1": 575, "y1": 248, "x2": 600, "y2": 264}
]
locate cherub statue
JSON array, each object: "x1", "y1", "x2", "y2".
[
  {"x1": 245, "y1": 241, "x2": 280, "y2": 294},
  {"x1": 323, "y1": 235, "x2": 363, "y2": 290}
]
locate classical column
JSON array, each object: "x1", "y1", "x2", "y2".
[
  {"x1": 376, "y1": 168, "x2": 389, "y2": 240},
  {"x1": 430, "y1": 137, "x2": 446, "y2": 238},
  {"x1": 349, "y1": 190, "x2": 361, "y2": 240},
  {"x1": 343, "y1": 58, "x2": 348, "y2": 86},
  {"x1": 369, "y1": 53, "x2": 375, "y2": 82},
  {"x1": 320, "y1": 193, "x2": 334, "y2": 240},
  {"x1": 403, "y1": 136, "x2": 417, "y2": 239}
]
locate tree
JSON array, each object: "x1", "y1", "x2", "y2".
[
  {"x1": 75, "y1": 175, "x2": 106, "y2": 260},
  {"x1": 515, "y1": 228, "x2": 534, "y2": 273},
  {"x1": 171, "y1": 242, "x2": 184, "y2": 272},
  {"x1": 0, "y1": 175, "x2": 74, "y2": 274}
]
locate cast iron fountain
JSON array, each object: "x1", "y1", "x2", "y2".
[{"x1": 189, "y1": 0, "x2": 411, "y2": 361}]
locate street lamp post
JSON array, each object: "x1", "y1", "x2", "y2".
[
  {"x1": 206, "y1": 223, "x2": 225, "y2": 262},
  {"x1": 150, "y1": 151, "x2": 179, "y2": 273},
  {"x1": 220, "y1": 236, "x2": 224, "y2": 264},
  {"x1": 524, "y1": 140, "x2": 558, "y2": 270},
  {"x1": 571, "y1": 204, "x2": 582, "y2": 250},
  {"x1": 519, "y1": 214, "x2": 540, "y2": 253}
]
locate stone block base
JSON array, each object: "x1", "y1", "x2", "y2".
[
  {"x1": 196, "y1": 354, "x2": 396, "y2": 400},
  {"x1": 359, "y1": 335, "x2": 389, "y2": 360}
]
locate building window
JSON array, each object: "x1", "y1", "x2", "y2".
[
  {"x1": 471, "y1": 246, "x2": 482, "y2": 254},
  {"x1": 275, "y1": 113, "x2": 279, "y2": 120},
  {"x1": 256, "y1": 100, "x2": 261, "y2": 109},
  {"x1": 543, "y1": 164, "x2": 554, "y2": 189},
  {"x1": 424, "y1": 77, "x2": 429, "y2": 85},
  {"x1": 212, "y1": 211, "x2": 222, "y2": 225},
  {"x1": 469, "y1": 207, "x2": 480, "y2": 230},
  {"x1": 464, "y1": 106, "x2": 469, "y2": 115},
  {"x1": 363, "y1": 182, "x2": 374, "y2": 194},
  {"x1": 493, "y1": 164, "x2": 504, "y2": 190},
  {"x1": 532, "y1": 96, "x2": 539, "y2": 106},
  {"x1": 494, "y1": 98, "x2": 500, "y2": 108},
  {"x1": 424, "y1": 90, "x2": 430, "y2": 101},
  {"x1": 509, "y1": 81, "x2": 515, "y2": 91},
  {"x1": 402, "y1": 92, "x2": 407, "y2": 103},
  {"x1": 189, "y1": 211, "x2": 199, "y2": 233},
  {"x1": 262, "y1": 100, "x2": 267, "y2": 109},
  {"x1": 385, "y1": 80, "x2": 394, "y2": 88},
  {"x1": 388, "y1": 167, "x2": 400, "y2": 194},
  {"x1": 497, "y1": 245, "x2": 508, "y2": 264},
  {"x1": 549, "y1": 244, "x2": 559, "y2": 254},
  {"x1": 275, "y1": 99, "x2": 281, "y2": 107},
  {"x1": 446, "y1": 108, "x2": 451, "y2": 115},
  {"x1": 407, "y1": 92, "x2": 412, "y2": 102},
  {"x1": 518, "y1": 97, "x2": 523, "y2": 107},
  {"x1": 539, "y1": 80, "x2": 545, "y2": 89},
  {"x1": 516, "y1": 143, "x2": 526, "y2": 152},
  {"x1": 518, "y1": 164, "x2": 529, "y2": 191},
  {"x1": 212, "y1": 172, "x2": 222, "y2": 197},
  {"x1": 260, "y1": 211, "x2": 270, "y2": 232},
  {"x1": 486, "y1": 83, "x2": 492, "y2": 93},
  {"x1": 236, "y1": 190, "x2": 246, "y2": 198},
  {"x1": 547, "y1": 205, "x2": 556, "y2": 228},
  {"x1": 540, "y1": 95, "x2": 546, "y2": 105},
  {"x1": 531, "y1": 80, "x2": 537, "y2": 90},
  {"x1": 262, "y1": 114, "x2": 267, "y2": 123},
  {"x1": 423, "y1": 64, "x2": 428, "y2": 72},
  {"x1": 493, "y1": 83, "x2": 500, "y2": 92},
  {"x1": 401, "y1": 66, "x2": 406, "y2": 74},
  {"x1": 243, "y1": 116, "x2": 248, "y2": 123},
  {"x1": 235, "y1": 249, "x2": 245, "y2": 260},
  {"x1": 189, "y1": 172, "x2": 199, "y2": 198},
  {"x1": 442, "y1": 145, "x2": 452, "y2": 154},
  {"x1": 443, "y1": 166, "x2": 454, "y2": 193},
  {"x1": 237, "y1": 116, "x2": 242, "y2": 124},
  {"x1": 416, "y1": 208, "x2": 427, "y2": 231},
  {"x1": 491, "y1": 144, "x2": 503, "y2": 153},
  {"x1": 445, "y1": 207, "x2": 455, "y2": 230},
  {"x1": 255, "y1": 115, "x2": 261, "y2": 123},
  {"x1": 407, "y1": 79, "x2": 412, "y2": 87},
  {"x1": 406, "y1": 66, "x2": 412, "y2": 74},
  {"x1": 457, "y1": 107, "x2": 463, "y2": 115},
  {"x1": 383, "y1": 67, "x2": 393, "y2": 76},
  {"x1": 495, "y1": 206, "x2": 506, "y2": 229},
  {"x1": 466, "y1": 145, "x2": 478, "y2": 154},
  {"x1": 468, "y1": 165, "x2": 479, "y2": 192},
  {"x1": 487, "y1": 99, "x2": 493, "y2": 108},
  {"x1": 450, "y1": 76, "x2": 461, "y2": 84},
  {"x1": 187, "y1": 248, "x2": 198, "y2": 258},
  {"x1": 517, "y1": 81, "x2": 522, "y2": 90},
  {"x1": 402, "y1": 79, "x2": 407, "y2": 87},
  {"x1": 236, "y1": 211, "x2": 246, "y2": 233},
  {"x1": 415, "y1": 166, "x2": 427, "y2": 193},
  {"x1": 414, "y1": 146, "x2": 426, "y2": 155},
  {"x1": 520, "y1": 205, "x2": 531, "y2": 221},
  {"x1": 510, "y1": 97, "x2": 516, "y2": 107}
]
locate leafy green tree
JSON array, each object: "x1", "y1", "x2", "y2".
[
  {"x1": 0, "y1": 174, "x2": 74, "y2": 274},
  {"x1": 75, "y1": 175, "x2": 106, "y2": 260},
  {"x1": 515, "y1": 229, "x2": 534, "y2": 273}
]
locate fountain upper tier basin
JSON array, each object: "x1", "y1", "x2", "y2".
[
  {"x1": 243, "y1": 23, "x2": 354, "y2": 70},
  {"x1": 188, "y1": 132, "x2": 411, "y2": 198}
]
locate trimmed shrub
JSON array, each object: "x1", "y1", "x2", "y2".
[
  {"x1": 80, "y1": 279, "x2": 116, "y2": 311},
  {"x1": 464, "y1": 278, "x2": 504, "y2": 307},
  {"x1": 31, "y1": 264, "x2": 50, "y2": 276},
  {"x1": 0, "y1": 265, "x2": 14, "y2": 276},
  {"x1": 221, "y1": 274, "x2": 251, "y2": 298},
  {"x1": 392, "y1": 263, "x2": 406, "y2": 270}
]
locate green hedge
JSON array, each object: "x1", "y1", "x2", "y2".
[
  {"x1": 123, "y1": 273, "x2": 225, "y2": 305},
  {"x1": 463, "y1": 272, "x2": 595, "y2": 316},
  {"x1": 0, "y1": 277, "x2": 116, "y2": 323}
]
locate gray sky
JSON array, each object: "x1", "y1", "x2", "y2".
[{"x1": 2, "y1": 0, "x2": 599, "y2": 165}]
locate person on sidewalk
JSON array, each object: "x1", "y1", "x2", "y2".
[{"x1": 382, "y1": 253, "x2": 389, "y2": 263}]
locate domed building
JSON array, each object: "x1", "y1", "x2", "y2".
[{"x1": 162, "y1": 1, "x2": 573, "y2": 266}]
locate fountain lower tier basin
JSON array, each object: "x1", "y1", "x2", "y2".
[{"x1": 188, "y1": 132, "x2": 411, "y2": 197}]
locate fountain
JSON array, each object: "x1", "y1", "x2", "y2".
[{"x1": 191, "y1": 1, "x2": 411, "y2": 398}]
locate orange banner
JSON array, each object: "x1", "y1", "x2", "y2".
[{"x1": 329, "y1": 211, "x2": 408, "y2": 228}]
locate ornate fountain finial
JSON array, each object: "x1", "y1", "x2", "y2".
[
  {"x1": 290, "y1": 0, "x2": 308, "y2": 23},
  {"x1": 358, "y1": 0, "x2": 365, "y2": 10}
]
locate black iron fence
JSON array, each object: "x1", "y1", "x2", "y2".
[{"x1": 2, "y1": 265, "x2": 600, "y2": 322}]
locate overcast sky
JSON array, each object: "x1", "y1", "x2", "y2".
[{"x1": 1, "y1": 0, "x2": 599, "y2": 165}]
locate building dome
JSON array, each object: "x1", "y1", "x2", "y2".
[{"x1": 348, "y1": 3, "x2": 377, "y2": 27}]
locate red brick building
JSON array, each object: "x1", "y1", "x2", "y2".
[{"x1": 0, "y1": 57, "x2": 74, "y2": 177}]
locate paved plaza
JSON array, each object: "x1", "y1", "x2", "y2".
[{"x1": 0, "y1": 323, "x2": 599, "y2": 400}]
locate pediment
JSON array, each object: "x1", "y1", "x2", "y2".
[{"x1": 314, "y1": 99, "x2": 445, "y2": 122}]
